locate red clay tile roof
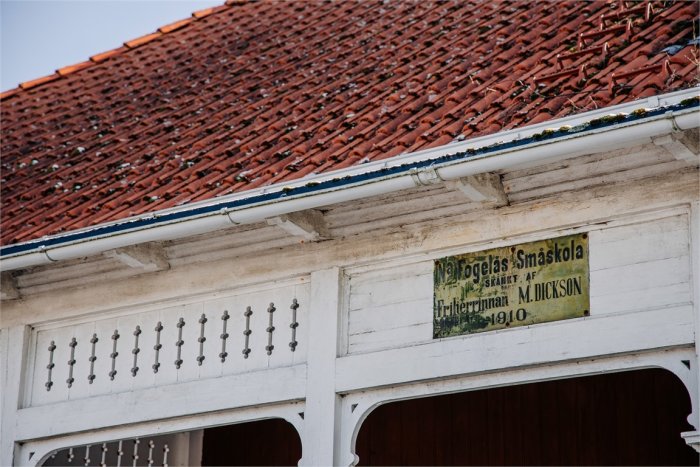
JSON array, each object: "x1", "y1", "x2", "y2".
[{"x1": 1, "y1": 0, "x2": 698, "y2": 245}]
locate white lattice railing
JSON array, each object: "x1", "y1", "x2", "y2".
[
  {"x1": 40, "y1": 431, "x2": 194, "y2": 467},
  {"x1": 26, "y1": 280, "x2": 309, "y2": 407}
]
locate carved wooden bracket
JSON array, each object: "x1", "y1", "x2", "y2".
[
  {"x1": 267, "y1": 209, "x2": 330, "y2": 241},
  {"x1": 653, "y1": 133, "x2": 699, "y2": 166},
  {"x1": 103, "y1": 242, "x2": 170, "y2": 271},
  {"x1": 446, "y1": 172, "x2": 508, "y2": 206},
  {"x1": 410, "y1": 167, "x2": 442, "y2": 186},
  {"x1": 0, "y1": 271, "x2": 20, "y2": 300}
]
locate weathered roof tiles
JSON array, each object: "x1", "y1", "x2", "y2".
[{"x1": 1, "y1": 0, "x2": 698, "y2": 245}]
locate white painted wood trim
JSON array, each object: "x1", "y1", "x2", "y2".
[
  {"x1": 27, "y1": 276, "x2": 310, "y2": 331},
  {"x1": 0, "y1": 328, "x2": 8, "y2": 466},
  {"x1": 4, "y1": 172, "x2": 696, "y2": 330},
  {"x1": 335, "y1": 305, "x2": 694, "y2": 393},
  {"x1": 343, "y1": 205, "x2": 691, "y2": 276},
  {"x1": 14, "y1": 364, "x2": 306, "y2": 441},
  {"x1": 1, "y1": 326, "x2": 30, "y2": 467},
  {"x1": 691, "y1": 200, "x2": 700, "y2": 431},
  {"x1": 299, "y1": 268, "x2": 342, "y2": 466},
  {"x1": 16, "y1": 401, "x2": 305, "y2": 467},
  {"x1": 338, "y1": 271, "x2": 352, "y2": 358},
  {"x1": 22, "y1": 281, "x2": 309, "y2": 408}
]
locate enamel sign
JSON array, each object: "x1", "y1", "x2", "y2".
[{"x1": 433, "y1": 233, "x2": 589, "y2": 338}]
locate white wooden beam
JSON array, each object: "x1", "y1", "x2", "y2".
[
  {"x1": 267, "y1": 209, "x2": 329, "y2": 241},
  {"x1": 335, "y1": 305, "x2": 693, "y2": 393},
  {"x1": 1, "y1": 326, "x2": 30, "y2": 466},
  {"x1": 446, "y1": 172, "x2": 508, "y2": 206},
  {"x1": 103, "y1": 243, "x2": 169, "y2": 271},
  {"x1": 15, "y1": 364, "x2": 306, "y2": 440},
  {"x1": 16, "y1": 401, "x2": 305, "y2": 467},
  {"x1": 299, "y1": 267, "x2": 342, "y2": 466},
  {"x1": 653, "y1": 133, "x2": 699, "y2": 165},
  {"x1": 0, "y1": 271, "x2": 20, "y2": 300}
]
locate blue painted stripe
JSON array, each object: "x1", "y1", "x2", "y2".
[{"x1": 2, "y1": 98, "x2": 698, "y2": 258}]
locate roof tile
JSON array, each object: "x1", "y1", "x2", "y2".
[
  {"x1": 57, "y1": 61, "x2": 93, "y2": 76},
  {"x1": 90, "y1": 47, "x2": 128, "y2": 63},
  {"x1": 191, "y1": 6, "x2": 219, "y2": 18},
  {"x1": 124, "y1": 31, "x2": 163, "y2": 49},
  {"x1": 18, "y1": 73, "x2": 60, "y2": 90},
  {"x1": 2, "y1": 0, "x2": 698, "y2": 246},
  {"x1": 158, "y1": 18, "x2": 193, "y2": 34}
]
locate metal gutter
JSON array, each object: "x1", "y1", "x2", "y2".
[{"x1": 1, "y1": 90, "x2": 698, "y2": 271}]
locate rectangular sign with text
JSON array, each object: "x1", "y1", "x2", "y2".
[{"x1": 433, "y1": 233, "x2": 589, "y2": 338}]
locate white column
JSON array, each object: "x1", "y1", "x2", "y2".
[
  {"x1": 299, "y1": 267, "x2": 342, "y2": 466},
  {"x1": 1, "y1": 325, "x2": 30, "y2": 466},
  {"x1": 684, "y1": 201, "x2": 700, "y2": 452},
  {"x1": 692, "y1": 201, "x2": 700, "y2": 428}
]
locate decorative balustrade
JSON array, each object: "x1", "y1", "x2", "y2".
[
  {"x1": 26, "y1": 282, "x2": 309, "y2": 407},
  {"x1": 41, "y1": 434, "x2": 179, "y2": 467}
]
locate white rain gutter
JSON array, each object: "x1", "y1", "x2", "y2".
[{"x1": 1, "y1": 88, "x2": 698, "y2": 271}]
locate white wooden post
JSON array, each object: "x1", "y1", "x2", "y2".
[
  {"x1": 299, "y1": 267, "x2": 342, "y2": 466},
  {"x1": 684, "y1": 201, "x2": 700, "y2": 452},
  {"x1": 693, "y1": 202, "x2": 700, "y2": 426},
  {"x1": 1, "y1": 326, "x2": 30, "y2": 466}
]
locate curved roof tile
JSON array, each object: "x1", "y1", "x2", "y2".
[{"x1": 1, "y1": 0, "x2": 698, "y2": 245}]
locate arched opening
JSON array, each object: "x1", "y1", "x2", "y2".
[
  {"x1": 201, "y1": 418, "x2": 301, "y2": 466},
  {"x1": 355, "y1": 368, "x2": 698, "y2": 466},
  {"x1": 41, "y1": 418, "x2": 301, "y2": 466}
]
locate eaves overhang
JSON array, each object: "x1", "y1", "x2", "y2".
[{"x1": 1, "y1": 89, "x2": 698, "y2": 271}]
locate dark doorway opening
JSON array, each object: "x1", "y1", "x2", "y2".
[
  {"x1": 202, "y1": 418, "x2": 301, "y2": 466},
  {"x1": 356, "y1": 368, "x2": 699, "y2": 465}
]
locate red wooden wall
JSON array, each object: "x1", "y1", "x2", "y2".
[
  {"x1": 356, "y1": 368, "x2": 699, "y2": 466},
  {"x1": 201, "y1": 418, "x2": 301, "y2": 466}
]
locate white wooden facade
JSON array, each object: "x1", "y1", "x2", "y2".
[{"x1": 1, "y1": 100, "x2": 699, "y2": 465}]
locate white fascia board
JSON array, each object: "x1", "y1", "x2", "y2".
[{"x1": 1, "y1": 88, "x2": 698, "y2": 271}]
